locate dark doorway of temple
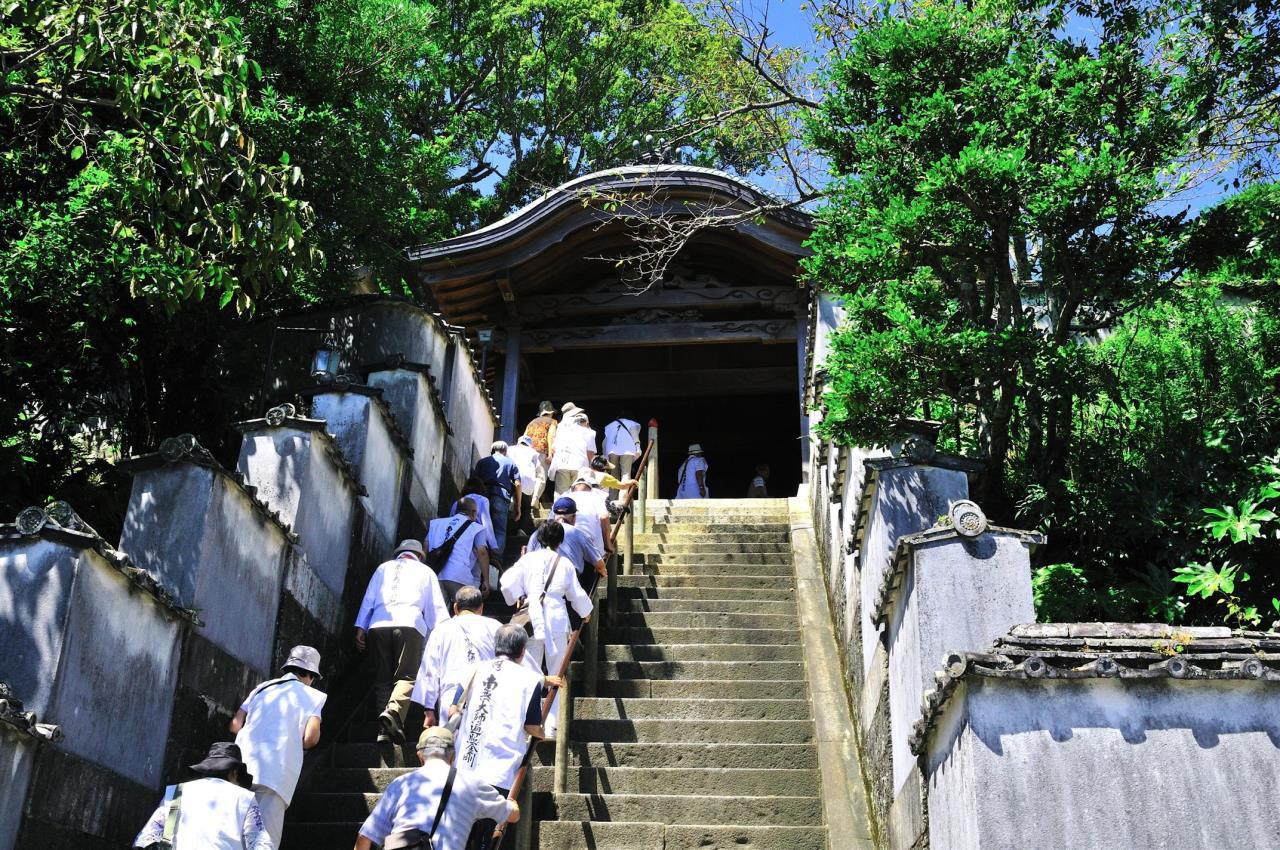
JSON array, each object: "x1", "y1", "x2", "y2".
[{"x1": 515, "y1": 339, "x2": 803, "y2": 499}]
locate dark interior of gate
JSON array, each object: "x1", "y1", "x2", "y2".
[{"x1": 411, "y1": 166, "x2": 814, "y2": 499}]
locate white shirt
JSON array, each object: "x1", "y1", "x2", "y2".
[
  {"x1": 457, "y1": 657, "x2": 544, "y2": 790},
  {"x1": 567, "y1": 489, "x2": 608, "y2": 555},
  {"x1": 676, "y1": 455, "x2": 709, "y2": 499},
  {"x1": 411, "y1": 613, "x2": 502, "y2": 711},
  {"x1": 427, "y1": 515, "x2": 488, "y2": 587},
  {"x1": 134, "y1": 778, "x2": 271, "y2": 850},
  {"x1": 508, "y1": 443, "x2": 540, "y2": 494},
  {"x1": 235, "y1": 674, "x2": 326, "y2": 803},
  {"x1": 358, "y1": 758, "x2": 514, "y2": 850},
  {"x1": 549, "y1": 421, "x2": 596, "y2": 473},
  {"x1": 448, "y1": 494, "x2": 499, "y2": 549},
  {"x1": 355, "y1": 555, "x2": 450, "y2": 636},
  {"x1": 522, "y1": 549, "x2": 593, "y2": 643},
  {"x1": 603, "y1": 418, "x2": 641, "y2": 457}
]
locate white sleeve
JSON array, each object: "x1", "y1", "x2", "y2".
[
  {"x1": 354, "y1": 568, "x2": 383, "y2": 630},
  {"x1": 499, "y1": 560, "x2": 525, "y2": 606},
  {"x1": 472, "y1": 779, "x2": 517, "y2": 825},
  {"x1": 413, "y1": 628, "x2": 444, "y2": 709}
]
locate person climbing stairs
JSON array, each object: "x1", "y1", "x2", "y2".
[{"x1": 283, "y1": 498, "x2": 867, "y2": 849}]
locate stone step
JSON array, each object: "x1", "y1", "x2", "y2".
[
  {"x1": 530, "y1": 766, "x2": 821, "y2": 797},
  {"x1": 617, "y1": 574, "x2": 792, "y2": 589},
  {"x1": 537, "y1": 821, "x2": 827, "y2": 850},
  {"x1": 634, "y1": 562, "x2": 796, "y2": 577},
  {"x1": 644, "y1": 498, "x2": 791, "y2": 509},
  {"x1": 602, "y1": 643, "x2": 803, "y2": 663},
  {"x1": 615, "y1": 598, "x2": 796, "y2": 615},
  {"x1": 293, "y1": 787, "x2": 823, "y2": 827},
  {"x1": 542, "y1": 792, "x2": 823, "y2": 826},
  {"x1": 644, "y1": 522, "x2": 791, "y2": 534},
  {"x1": 586, "y1": 659, "x2": 806, "y2": 682},
  {"x1": 644, "y1": 514, "x2": 791, "y2": 526},
  {"x1": 603, "y1": 626, "x2": 801, "y2": 645},
  {"x1": 611, "y1": 610, "x2": 796, "y2": 628},
  {"x1": 592, "y1": 678, "x2": 809, "y2": 701},
  {"x1": 635, "y1": 553, "x2": 792, "y2": 566},
  {"x1": 558, "y1": 741, "x2": 818, "y2": 769},
  {"x1": 617, "y1": 586, "x2": 790, "y2": 602},
  {"x1": 634, "y1": 542, "x2": 792, "y2": 554},
  {"x1": 571, "y1": 718, "x2": 814, "y2": 745},
  {"x1": 573, "y1": 697, "x2": 810, "y2": 721},
  {"x1": 634, "y1": 532, "x2": 791, "y2": 545}
]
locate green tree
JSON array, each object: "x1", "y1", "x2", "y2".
[
  {"x1": 1, "y1": 0, "x2": 313, "y2": 520},
  {"x1": 805, "y1": 0, "x2": 1199, "y2": 513}
]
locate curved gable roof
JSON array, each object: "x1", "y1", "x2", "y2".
[{"x1": 410, "y1": 164, "x2": 812, "y2": 265}]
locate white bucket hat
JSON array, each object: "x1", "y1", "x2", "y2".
[{"x1": 688, "y1": 443, "x2": 703, "y2": 454}]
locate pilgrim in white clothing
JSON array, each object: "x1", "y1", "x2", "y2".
[
  {"x1": 231, "y1": 646, "x2": 326, "y2": 847},
  {"x1": 355, "y1": 728, "x2": 515, "y2": 850},
  {"x1": 456, "y1": 652, "x2": 545, "y2": 792},
  {"x1": 524, "y1": 546, "x2": 592, "y2": 737},
  {"x1": 497, "y1": 554, "x2": 548, "y2": 678},
  {"x1": 133, "y1": 743, "x2": 271, "y2": 850},
  {"x1": 567, "y1": 484, "x2": 610, "y2": 556},
  {"x1": 548, "y1": 413, "x2": 596, "y2": 497},
  {"x1": 603, "y1": 416, "x2": 642, "y2": 483},
  {"x1": 411, "y1": 589, "x2": 501, "y2": 720},
  {"x1": 134, "y1": 779, "x2": 271, "y2": 850},
  {"x1": 355, "y1": 540, "x2": 450, "y2": 743},
  {"x1": 676, "y1": 446, "x2": 709, "y2": 499}
]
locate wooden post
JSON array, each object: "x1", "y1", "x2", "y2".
[
  {"x1": 636, "y1": 463, "x2": 648, "y2": 534},
  {"x1": 514, "y1": 775, "x2": 534, "y2": 850},
  {"x1": 795, "y1": 305, "x2": 811, "y2": 482},
  {"x1": 553, "y1": 662, "x2": 571, "y2": 795},
  {"x1": 646, "y1": 419, "x2": 659, "y2": 502},
  {"x1": 500, "y1": 325, "x2": 521, "y2": 442},
  {"x1": 583, "y1": 579, "x2": 602, "y2": 698},
  {"x1": 622, "y1": 503, "x2": 634, "y2": 577}
]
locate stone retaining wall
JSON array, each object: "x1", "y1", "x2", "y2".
[
  {"x1": 804, "y1": 301, "x2": 1280, "y2": 850},
  {"x1": 0, "y1": 298, "x2": 491, "y2": 849}
]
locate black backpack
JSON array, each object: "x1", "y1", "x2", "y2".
[{"x1": 423, "y1": 519, "x2": 474, "y2": 573}]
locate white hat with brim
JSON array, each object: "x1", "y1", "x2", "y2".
[{"x1": 688, "y1": 443, "x2": 704, "y2": 454}]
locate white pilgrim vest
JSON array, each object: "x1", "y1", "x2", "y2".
[
  {"x1": 168, "y1": 777, "x2": 257, "y2": 850},
  {"x1": 457, "y1": 657, "x2": 542, "y2": 790},
  {"x1": 411, "y1": 613, "x2": 501, "y2": 711}
]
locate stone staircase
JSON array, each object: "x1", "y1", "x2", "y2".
[
  {"x1": 539, "y1": 498, "x2": 825, "y2": 850},
  {"x1": 283, "y1": 498, "x2": 833, "y2": 849}
]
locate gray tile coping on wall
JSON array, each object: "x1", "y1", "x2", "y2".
[{"x1": 910, "y1": 622, "x2": 1280, "y2": 756}]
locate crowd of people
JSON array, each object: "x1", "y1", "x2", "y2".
[
  {"x1": 133, "y1": 401, "x2": 659, "y2": 850},
  {"x1": 131, "y1": 401, "x2": 782, "y2": 849}
]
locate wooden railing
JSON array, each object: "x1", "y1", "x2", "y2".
[{"x1": 492, "y1": 434, "x2": 657, "y2": 847}]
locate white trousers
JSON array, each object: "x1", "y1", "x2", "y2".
[
  {"x1": 253, "y1": 785, "x2": 288, "y2": 848},
  {"x1": 607, "y1": 453, "x2": 635, "y2": 500}
]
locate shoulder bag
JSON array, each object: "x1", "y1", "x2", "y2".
[
  {"x1": 424, "y1": 519, "x2": 474, "y2": 573},
  {"x1": 381, "y1": 765, "x2": 458, "y2": 850}
]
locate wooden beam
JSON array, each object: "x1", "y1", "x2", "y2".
[
  {"x1": 533, "y1": 367, "x2": 796, "y2": 400},
  {"x1": 519, "y1": 283, "x2": 799, "y2": 321},
  {"x1": 503, "y1": 320, "x2": 797, "y2": 352}
]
